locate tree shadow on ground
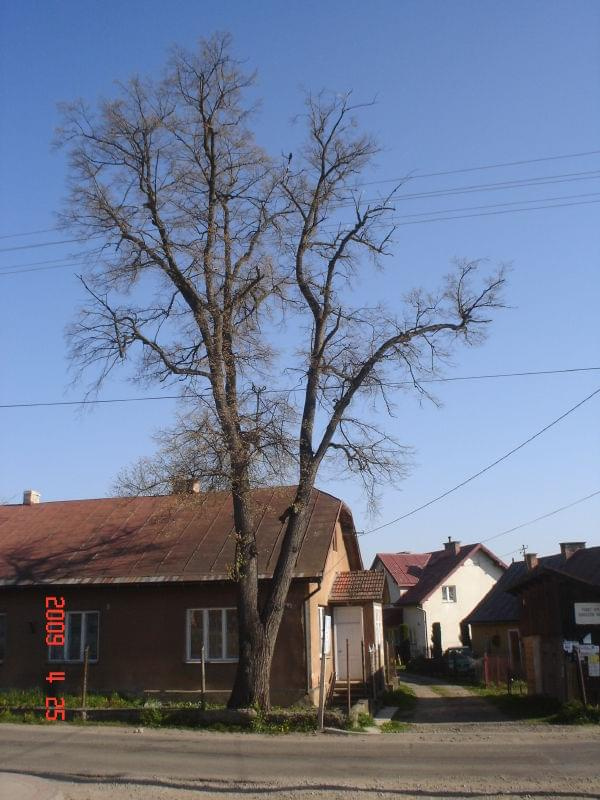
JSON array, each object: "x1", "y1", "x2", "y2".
[{"x1": 2, "y1": 770, "x2": 598, "y2": 798}]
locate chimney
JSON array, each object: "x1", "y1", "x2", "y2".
[
  {"x1": 444, "y1": 536, "x2": 461, "y2": 556},
  {"x1": 23, "y1": 489, "x2": 41, "y2": 505},
  {"x1": 525, "y1": 552, "x2": 538, "y2": 571},
  {"x1": 560, "y1": 541, "x2": 586, "y2": 560},
  {"x1": 171, "y1": 477, "x2": 201, "y2": 495}
]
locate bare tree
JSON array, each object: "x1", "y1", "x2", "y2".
[{"x1": 59, "y1": 34, "x2": 505, "y2": 709}]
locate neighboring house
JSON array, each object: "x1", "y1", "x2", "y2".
[
  {"x1": 373, "y1": 539, "x2": 505, "y2": 656},
  {"x1": 462, "y1": 560, "x2": 528, "y2": 672},
  {"x1": 0, "y1": 486, "x2": 385, "y2": 706},
  {"x1": 507, "y1": 542, "x2": 600, "y2": 703}
]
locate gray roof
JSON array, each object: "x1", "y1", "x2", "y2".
[
  {"x1": 463, "y1": 562, "x2": 526, "y2": 625},
  {"x1": 464, "y1": 554, "x2": 562, "y2": 625}
]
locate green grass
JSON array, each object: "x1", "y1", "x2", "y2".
[
  {"x1": 0, "y1": 689, "x2": 144, "y2": 709},
  {"x1": 379, "y1": 720, "x2": 411, "y2": 733},
  {"x1": 429, "y1": 683, "x2": 452, "y2": 696},
  {"x1": 550, "y1": 701, "x2": 600, "y2": 725},
  {"x1": 379, "y1": 683, "x2": 418, "y2": 719},
  {"x1": 465, "y1": 683, "x2": 600, "y2": 724}
]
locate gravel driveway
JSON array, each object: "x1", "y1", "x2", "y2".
[{"x1": 396, "y1": 672, "x2": 508, "y2": 723}]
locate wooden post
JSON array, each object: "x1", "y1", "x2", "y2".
[
  {"x1": 370, "y1": 646, "x2": 376, "y2": 699},
  {"x1": 317, "y1": 611, "x2": 328, "y2": 731},
  {"x1": 346, "y1": 638, "x2": 351, "y2": 717},
  {"x1": 575, "y1": 648, "x2": 588, "y2": 708},
  {"x1": 200, "y1": 644, "x2": 206, "y2": 711},
  {"x1": 361, "y1": 640, "x2": 365, "y2": 685},
  {"x1": 80, "y1": 645, "x2": 90, "y2": 722},
  {"x1": 483, "y1": 653, "x2": 490, "y2": 686}
]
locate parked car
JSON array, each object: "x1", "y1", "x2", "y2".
[{"x1": 444, "y1": 646, "x2": 477, "y2": 675}]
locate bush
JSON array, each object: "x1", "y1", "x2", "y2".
[{"x1": 551, "y1": 701, "x2": 600, "y2": 725}]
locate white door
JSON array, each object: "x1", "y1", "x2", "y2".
[{"x1": 334, "y1": 606, "x2": 363, "y2": 680}]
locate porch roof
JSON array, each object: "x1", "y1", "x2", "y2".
[{"x1": 329, "y1": 570, "x2": 385, "y2": 603}]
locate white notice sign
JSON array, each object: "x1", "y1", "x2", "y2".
[
  {"x1": 574, "y1": 603, "x2": 600, "y2": 624},
  {"x1": 576, "y1": 644, "x2": 600, "y2": 656},
  {"x1": 588, "y1": 654, "x2": 600, "y2": 677}
]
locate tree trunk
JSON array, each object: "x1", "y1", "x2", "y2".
[{"x1": 228, "y1": 614, "x2": 273, "y2": 709}]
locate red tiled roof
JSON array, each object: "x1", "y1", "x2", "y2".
[
  {"x1": 329, "y1": 570, "x2": 385, "y2": 603},
  {"x1": 374, "y1": 553, "x2": 431, "y2": 586},
  {"x1": 375, "y1": 544, "x2": 506, "y2": 606},
  {"x1": 0, "y1": 487, "x2": 361, "y2": 586}
]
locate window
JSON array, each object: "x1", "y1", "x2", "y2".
[
  {"x1": 0, "y1": 614, "x2": 6, "y2": 661},
  {"x1": 48, "y1": 611, "x2": 99, "y2": 662},
  {"x1": 318, "y1": 606, "x2": 331, "y2": 657},
  {"x1": 441, "y1": 585, "x2": 457, "y2": 603},
  {"x1": 186, "y1": 608, "x2": 238, "y2": 662}
]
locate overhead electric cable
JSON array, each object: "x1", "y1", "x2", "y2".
[
  {"x1": 2, "y1": 169, "x2": 600, "y2": 253},
  {"x1": 0, "y1": 237, "x2": 87, "y2": 254},
  {"x1": 0, "y1": 368, "x2": 598, "y2": 409},
  {"x1": 3, "y1": 192, "x2": 600, "y2": 275},
  {"x1": 360, "y1": 386, "x2": 600, "y2": 536},
  {"x1": 2, "y1": 146, "x2": 600, "y2": 243},
  {"x1": 482, "y1": 489, "x2": 600, "y2": 544}
]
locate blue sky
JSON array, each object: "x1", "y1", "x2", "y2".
[{"x1": 0, "y1": 0, "x2": 598, "y2": 566}]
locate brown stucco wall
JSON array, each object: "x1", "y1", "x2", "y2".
[
  {"x1": 306, "y1": 521, "x2": 351, "y2": 702},
  {"x1": 0, "y1": 580, "x2": 309, "y2": 706}
]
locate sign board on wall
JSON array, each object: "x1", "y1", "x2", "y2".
[
  {"x1": 589, "y1": 654, "x2": 600, "y2": 678},
  {"x1": 577, "y1": 644, "x2": 600, "y2": 656},
  {"x1": 574, "y1": 603, "x2": 600, "y2": 624}
]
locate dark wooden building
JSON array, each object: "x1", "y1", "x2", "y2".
[
  {"x1": 0, "y1": 487, "x2": 385, "y2": 706},
  {"x1": 508, "y1": 543, "x2": 600, "y2": 703}
]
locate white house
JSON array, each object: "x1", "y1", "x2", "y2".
[{"x1": 372, "y1": 538, "x2": 506, "y2": 656}]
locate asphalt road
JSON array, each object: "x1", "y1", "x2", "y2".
[{"x1": 1, "y1": 722, "x2": 600, "y2": 796}]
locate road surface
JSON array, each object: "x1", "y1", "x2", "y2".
[{"x1": 1, "y1": 721, "x2": 599, "y2": 799}]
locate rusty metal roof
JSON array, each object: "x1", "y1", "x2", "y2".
[
  {"x1": 329, "y1": 570, "x2": 385, "y2": 603},
  {"x1": 0, "y1": 487, "x2": 361, "y2": 586}
]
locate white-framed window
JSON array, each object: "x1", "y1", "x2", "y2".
[
  {"x1": 0, "y1": 613, "x2": 6, "y2": 661},
  {"x1": 441, "y1": 585, "x2": 457, "y2": 603},
  {"x1": 48, "y1": 611, "x2": 99, "y2": 662},
  {"x1": 186, "y1": 608, "x2": 238, "y2": 662},
  {"x1": 318, "y1": 606, "x2": 331, "y2": 657}
]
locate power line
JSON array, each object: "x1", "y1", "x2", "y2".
[
  {"x1": 0, "y1": 367, "x2": 598, "y2": 409},
  {"x1": 391, "y1": 197, "x2": 600, "y2": 228},
  {"x1": 360, "y1": 386, "x2": 600, "y2": 536},
  {"x1": 0, "y1": 237, "x2": 86, "y2": 254},
  {"x1": 360, "y1": 148, "x2": 600, "y2": 186},
  {"x1": 2, "y1": 169, "x2": 600, "y2": 255},
  {"x1": 1, "y1": 147, "x2": 600, "y2": 243},
  {"x1": 483, "y1": 489, "x2": 600, "y2": 545},
  {"x1": 0, "y1": 255, "x2": 88, "y2": 271},
  {"x1": 0, "y1": 227, "x2": 63, "y2": 241},
  {"x1": 3, "y1": 190, "x2": 600, "y2": 276},
  {"x1": 0, "y1": 262, "x2": 84, "y2": 277},
  {"x1": 388, "y1": 190, "x2": 600, "y2": 221}
]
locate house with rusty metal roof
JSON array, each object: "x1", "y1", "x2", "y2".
[
  {"x1": 372, "y1": 539, "x2": 505, "y2": 657},
  {"x1": 0, "y1": 486, "x2": 385, "y2": 706}
]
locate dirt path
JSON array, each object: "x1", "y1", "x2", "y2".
[{"x1": 397, "y1": 672, "x2": 508, "y2": 723}]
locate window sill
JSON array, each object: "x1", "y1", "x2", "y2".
[{"x1": 185, "y1": 658, "x2": 238, "y2": 664}]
